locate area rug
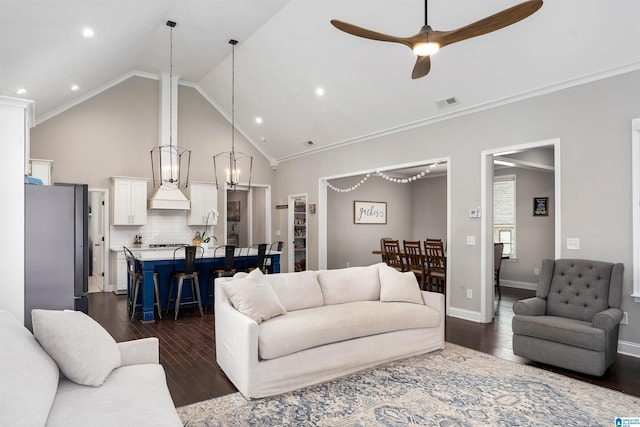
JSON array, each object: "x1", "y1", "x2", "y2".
[{"x1": 177, "y1": 344, "x2": 640, "y2": 426}]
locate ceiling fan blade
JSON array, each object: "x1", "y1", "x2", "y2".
[
  {"x1": 331, "y1": 20, "x2": 411, "y2": 48},
  {"x1": 435, "y1": 0, "x2": 543, "y2": 47},
  {"x1": 412, "y1": 55, "x2": 431, "y2": 79}
]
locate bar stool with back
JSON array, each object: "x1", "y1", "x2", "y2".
[
  {"x1": 166, "y1": 245, "x2": 204, "y2": 320},
  {"x1": 124, "y1": 246, "x2": 162, "y2": 322},
  {"x1": 206, "y1": 245, "x2": 236, "y2": 311}
]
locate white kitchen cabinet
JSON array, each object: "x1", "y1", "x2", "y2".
[
  {"x1": 29, "y1": 159, "x2": 53, "y2": 185},
  {"x1": 187, "y1": 181, "x2": 218, "y2": 225},
  {"x1": 114, "y1": 250, "x2": 128, "y2": 295},
  {"x1": 110, "y1": 177, "x2": 148, "y2": 225}
]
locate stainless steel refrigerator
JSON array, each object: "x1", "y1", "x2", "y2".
[{"x1": 24, "y1": 183, "x2": 89, "y2": 330}]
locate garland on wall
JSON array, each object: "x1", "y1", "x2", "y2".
[{"x1": 326, "y1": 162, "x2": 440, "y2": 193}]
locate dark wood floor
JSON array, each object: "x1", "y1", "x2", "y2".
[{"x1": 88, "y1": 287, "x2": 640, "y2": 407}]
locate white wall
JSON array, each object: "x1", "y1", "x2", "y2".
[{"x1": 0, "y1": 97, "x2": 33, "y2": 322}]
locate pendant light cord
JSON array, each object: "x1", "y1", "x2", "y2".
[
  {"x1": 231, "y1": 41, "x2": 235, "y2": 153},
  {"x1": 424, "y1": 0, "x2": 429, "y2": 25}
]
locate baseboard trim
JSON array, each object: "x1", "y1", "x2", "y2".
[
  {"x1": 618, "y1": 340, "x2": 640, "y2": 358},
  {"x1": 500, "y1": 280, "x2": 538, "y2": 291},
  {"x1": 447, "y1": 307, "x2": 487, "y2": 323}
]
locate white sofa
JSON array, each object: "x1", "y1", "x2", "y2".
[
  {"x1": 215, "y1": 262, "x2": 445, "y2": 399},
  {"x1": 0, "y1": 309, "x2": 182, "y2": 426}
]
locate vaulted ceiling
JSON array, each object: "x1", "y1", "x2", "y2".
[{"x1": 3, "y1": 1, "x2": 640, "y2": 164}]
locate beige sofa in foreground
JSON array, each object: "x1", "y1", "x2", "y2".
[
  {"x1": 215, "y1": 262, "x2": 445, "y2": 399},
  {"x1": 0, "y1": 309, "x2": 181, "y2": 426}
]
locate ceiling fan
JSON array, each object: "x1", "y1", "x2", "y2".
[{"x1": 331, "y1": 0, "x2": 543, "y2": 79}]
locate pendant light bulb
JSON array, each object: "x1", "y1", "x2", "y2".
[{"x1": 413, "y1": 42, "x2": 439, "y2": 56}]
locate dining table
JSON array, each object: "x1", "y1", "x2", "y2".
[{"x1": 130, "y1": 246, "x2": 281, "y2": 322}]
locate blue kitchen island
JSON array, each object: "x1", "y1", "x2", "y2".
[{"x1": 130, "y1": 246, "x2": 280, "y2": 322}]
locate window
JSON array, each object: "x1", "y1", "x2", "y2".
[{"x1": 494, "y1": 175, "x2": 516, "y2": 258}]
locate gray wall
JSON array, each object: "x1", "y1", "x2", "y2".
[
  {"x1": 495, "y1": 168, "x2": 555, "y2": 285},
  {"x1": 274, "y1": 69, "x2": 640, "y2": 346},
  {"x1": 28, "y1": 70, "x2": 640, "y2": 349}
]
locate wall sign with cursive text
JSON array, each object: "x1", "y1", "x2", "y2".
[{"x1": 353, "y1": 201, "x2": 387, "y2": 224}]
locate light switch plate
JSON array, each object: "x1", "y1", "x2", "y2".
[{"x1": 567, "y1": 238, "x2": 580, "y2": 250}]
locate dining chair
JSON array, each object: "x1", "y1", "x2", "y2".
[
  {"x1": 166, "y1": 245, "x2": 204, "y2": 320},
  {"x1": 424, "y1": 240, "x2": 446, "y2": 293},
  {"x1": 379, "y1": 237, "x2": 393, "y2": 263},
  {"x1": 403, "y1": 240, "x2": 426, "y2": 289},
  {"x1": 494, "y1": 242, "x2": 505, "y2": 299},
  {"x1": 383, "y1": 239, "x2": 406, "y2": 272}
]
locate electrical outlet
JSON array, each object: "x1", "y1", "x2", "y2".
[
  {"x1": 466, "y1": 289, "x2": 473, "y2": 299},
  {"x1": 466, "y1": 235, "x2": 476, "y2": 245},
  {"x1": 346, "y1": 261, "x2": 351, "y2": 268},
  {"x1": 534, "y1": 268, "x2": 540, "y2": 275},
  {"x1": 567, "y1": 238, "x2": 580, "y2": 250},
  {"x1": 621, "y1": 312, "x2": 629, "y2": 325}
]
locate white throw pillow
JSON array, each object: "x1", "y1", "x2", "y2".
[
  {"x1": 222, "y1": 273, "x2": 287, "y2": 323},
  {"x1": 379, "y1": 264, "x2": 424, "y2": 305},
  {"x1": 31, "y1": 309, "x2": 121, "y2": 386}
]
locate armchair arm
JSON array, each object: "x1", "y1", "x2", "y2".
[
  {"x1": 422, "y1": 290, "x2": 445, "y2": 327},
  {"x1": 512, "y1": 297, "x2": 546, "y2": 316},
  {"x1": 117, "y1": 337, "x2": 159, "y2": 366},
  {"x1": 592, "y1": 308, "x2": 624, "y2": 332}
]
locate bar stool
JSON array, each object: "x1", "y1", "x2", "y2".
[
  {"x1": 246, "y1": 243, "x2": 268, "y2": 273},
  {"x1": 263, "y1": 241, "x2": 283, "y2": 273},
  {"x1": 124, "y1": 247, "x2": 161, "y2": 322},
  {"x1": 206, "y1": 245, "x2": 236, "y2": 311},
  {"x1": 166, "y1": 245, "x2": 204, "y2": 320}
]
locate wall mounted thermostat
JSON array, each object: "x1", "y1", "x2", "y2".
[{"x1": 469, "y1": 208, "x2": 481, "y2": 218}]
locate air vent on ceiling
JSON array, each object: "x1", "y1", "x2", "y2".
[
  {"x1": 303, "y1": 140, "x2": 314, "y2": 147},
  {"x1": 436, "y1": 96, "x2": 459, "y2": 109}
]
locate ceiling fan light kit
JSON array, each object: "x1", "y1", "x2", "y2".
[{"x1": 331, "y1": 0, "x2": 543, "y2": 79}]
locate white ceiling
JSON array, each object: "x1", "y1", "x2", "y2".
[{"x1": 3, "y1": 0, "x2": 640, "y2": 164}]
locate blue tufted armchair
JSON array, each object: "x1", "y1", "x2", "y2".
[{"x1": 512, "y1": 258, "x2": 624, "y2": 376}]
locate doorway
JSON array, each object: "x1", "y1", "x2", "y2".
[
  {"x1": 223, "y1": 184, "x2": 271, "y2": 247},
  {"x1": 88, "y1": 188, "x2": 110, "y2": 293},
  {"x1": 481, "y1": 139, "x2": 561, "y2": 322}
]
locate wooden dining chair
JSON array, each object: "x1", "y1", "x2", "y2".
[
  {"x1": 424, "y1": 240, "x2": 446, "y2": 293},
  {"x1": 379, "y1": 237, "x2": 393, "y2": 263},
  {"x1": 403, "y1": 240, "x2": 426, "y2": 289},
  {"x1": 383, "y1": 239, "x2": 406, "y2": 272}
]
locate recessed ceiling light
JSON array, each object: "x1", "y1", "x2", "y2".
[
  {"x1": 255, "y1": 117, "x2": 263, "y2": 124},
  {"x1": 82, "y1": 28, "x2": 94, "y2": 38},
  {"x1": 315, "y1": 87, "x2": 325, "y2": 97},
  {"x1": 16, "y1": 87, "x2": 27, "y2": 95},
  {"x1": 71, "y1": 85, "x2": 79, "y2": 91}
]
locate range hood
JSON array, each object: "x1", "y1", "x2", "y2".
[{"x1": 148, "y1": 72, "x2": 190, "y2": 210}]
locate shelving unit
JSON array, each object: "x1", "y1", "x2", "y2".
[{"x1": 289, "y1": 194, "x2": 307, "y2": 272}]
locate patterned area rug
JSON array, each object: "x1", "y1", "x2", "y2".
[{"x1": 177, "y1": 344, "x2": 640, "y2": 426}]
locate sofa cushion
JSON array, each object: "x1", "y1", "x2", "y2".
[
  {"x1": 512, "y1": 314, "x2": 605, "y2": 351},
  {"x1": 32, "y1": 309, "x2": 121, "y2": 386},
  {"x1": 379, "y1": 263, "x2": 424, "y2": 304},
  {"x1": 258, "y1": 300, "x2": 440, "y2": 360},
  {"x1": 264, "y1": 270, "x2": 324, "y2": 311},
  {"x1": 222, "y1": 270, "x2": 287, "y2": 323},
  {"x1": 317, "y1": 264, "x2": 382, "y2": 305},
  {"x1": 0, "y1": 310, "x2": 60, "y2": 427},
  {"x1": 47, "y1": 364, "x2": 182, "y2": 426}
]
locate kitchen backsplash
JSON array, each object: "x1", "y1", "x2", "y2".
[{"x1": 110, "y1": 210, "x2": 215, "y2": 247}]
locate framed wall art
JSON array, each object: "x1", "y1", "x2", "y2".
[
  {"x1": 354, "y1": 201, "x2": 387, "y2": 224},
  {"x1": 533, "y1": 197, "x2": 548, "y2": 216}
]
